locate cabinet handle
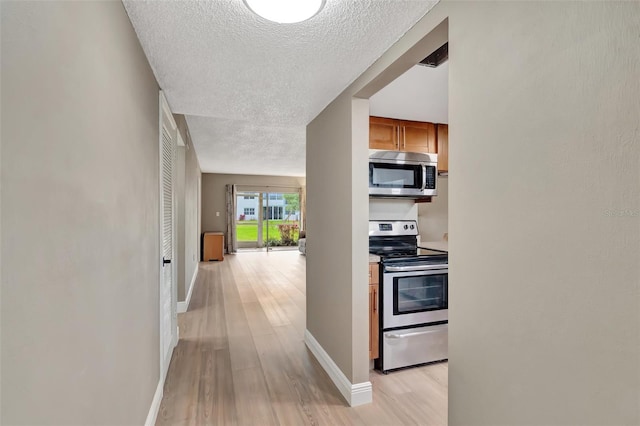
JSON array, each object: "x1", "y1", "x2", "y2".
[
  {"x1": 373, "y1": 288, "x2": 377, "y2": 314},
  {"x1": 403, "y1": 127, "x2": 406, "y2": 150},
  {"x1": 370, "y1": 290, "x2": 373, "y2": 312}
]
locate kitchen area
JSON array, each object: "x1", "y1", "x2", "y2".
[{"x1": 367, "y1": 43, "x2": 449, "y2": 374}]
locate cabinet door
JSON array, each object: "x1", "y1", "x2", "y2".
[
  {"x1": 203, "y1": 233, "x2": 224, "y2": 261},
  {"x1": 369, "y1": 283, "x2": 379, "y2": 360},
  {"x1": 369, "y1": 116, "x2": 399, "y2": 151},
  {"x1": 437, "y1": 124, "x2": 448, "y2": 172},
  {"x1": 369, "y1": 263, "x2": 379, "y2": 284},
  {"x1": 401, "y1": 121, "x2": 436, "y2": 154}
]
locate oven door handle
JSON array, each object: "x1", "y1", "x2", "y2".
[
  {"x1": 385, "y1": 265, "x2": 447, "y2": 272},
  {"x1": 387, "y1": 327, "x2": 447, "y2": 339}
]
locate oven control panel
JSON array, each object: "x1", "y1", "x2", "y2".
[
  {"x1": 379, "y1": 223, "x2": 393, "y2": 231},
  {"x1": 369, "y1": 220, "x2": 418, "y2": 237}
]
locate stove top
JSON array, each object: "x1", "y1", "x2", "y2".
[
  {"x1": 369, "y1": 220, "x2": 447, "y2": 264},
  {"x1": 380, "y1": 252, "x2": 448, "y2": 266},
  {"x1": 370, "y1": 248, "x2": 448, "y2": 264},
  {"x1": 370, "y1": 247, "x2": 447, "y2": 258}
]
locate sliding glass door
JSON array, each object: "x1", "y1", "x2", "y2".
[
  {"x1": 236, "y1": 192, "x2": 261, "y2": 248},
  {"x1": 235, "y1": 190, "x2": 300, "y2": 250},
  {"x1": 263, "y1": 192, "x2": 300, "y2": 251}
]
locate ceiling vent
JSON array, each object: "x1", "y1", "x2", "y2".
[{"x1": 419, "y1": 42, "x2": 448, "y2": 67}]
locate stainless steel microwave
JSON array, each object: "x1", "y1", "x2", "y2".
[{"x1": 369, "y1": 151, "x2": 437, "y2": 198}]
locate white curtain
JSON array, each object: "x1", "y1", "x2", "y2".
[
  {"x1": 225, "y1": 184, "x2": 237, "y2": 253},
  {"x1": 299, "y1": 186, "x2": 306, "y2": 231}
]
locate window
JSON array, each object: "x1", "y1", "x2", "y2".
[
  {"x1": 262, "y1": 206, "x2": 284, "y2": 220},
  {"x1": 243, "y1": 196, "x2": 255, "y2": 200},
  {"x1": 244, "y1": 208, "x2": 255, "y2": 215}
]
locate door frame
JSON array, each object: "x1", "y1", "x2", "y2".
[
  {"x1": 235, "y1": 191, "x2": 261, "y2": 249},
  {"x1": 158, "y1": 91, "x2": 178, "y2": 381}
]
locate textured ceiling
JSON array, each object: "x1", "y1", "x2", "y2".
[
  {"x1": 124, "y1": 0, "x2": 438, "y2": 176},
  {"x1": 186, "y1": 115, "x2": 306, "y2": 176}
]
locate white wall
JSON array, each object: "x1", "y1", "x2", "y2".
[
  {"x1": 369, "y1": 62, "x2": 448, "y2": 124},
  {"x1": 174, "y1": 115, "x2": 201, "y2": 302},
  {"x1": 417, "y1": 176, "x2": 448, "y2": 242},
  {"x1": 1, "y1": 2, "x2": 161, "y2": 423},
  {"x1": 307, "y1": 94, "x2": 370, "y2": 390},
  {"x1": 184, "y1": 129, "x2": 201, "y2": 301},
  {"x1": 446, "y1": 2, "x2": 640, "y2": 424},
  {"x1": 309, "y1": 1, "x2": 639, "y2": 423},
  {"x1": 369, "y1": 199, "x2": 418, "y2": 222}
]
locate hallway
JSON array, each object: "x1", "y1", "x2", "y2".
[{"x1": 157, "y1": 251, "x2": 447, "y2": 425}]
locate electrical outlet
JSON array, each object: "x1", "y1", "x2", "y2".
[{"x1": 216, "y1": 211, "x2": 220, "y2": 217}]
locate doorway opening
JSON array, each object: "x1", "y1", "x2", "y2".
[
  {"x1": 235, "y1": 191, "x2": 301, "y2": 251},
  {"x1": 356, "y1": 17, "x2": 449, "y2": 413}
]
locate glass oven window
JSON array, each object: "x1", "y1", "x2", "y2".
[
  {"x1": 369, "y1": 163, "x2": 422, "y2": 189},
  {"x1": 393, "y1": 274, "x2": 448, "y2": 315}
]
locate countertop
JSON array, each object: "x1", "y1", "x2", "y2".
[
  {"x1": 419, "y1": 241, "x2": 448, "y2": 253},
  {"x1": 369, "y1": 254, "x2": 380, "y2": 263}
]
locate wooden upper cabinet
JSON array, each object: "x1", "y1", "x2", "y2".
[
  {"x1": 369, "y1": 116, "x2": 398, "y2": 151},
  {"x1": 369, "y1": 117, "x2": 436, "y2": 154},
  {"x1": 401, "y1": 121, "x2": 436, "y2": 154},
  {"x1": 436, "y1": 124, "x2": 449, "y2": 172}
]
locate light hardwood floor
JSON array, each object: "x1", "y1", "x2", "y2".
[{"x1": 157, "y1": 251, "x2": 448, "y2": 426}]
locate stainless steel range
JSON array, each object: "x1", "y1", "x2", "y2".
[{"x1": 369, "y1": 220, "x2": 448, "y2": 373}]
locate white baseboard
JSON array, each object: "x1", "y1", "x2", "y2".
[
  {"x1": 177, "y1": 267, "x2": 198, "y2": 313},
  {"x1": 144, "y1": 376, "x2": 164, "y2": 426},
  {"x1": 304, "y1": 329, "x2": 372, "y2": 407},
  {"x1": 146, "y1": 342, "x2": 173, "y2": 426}
]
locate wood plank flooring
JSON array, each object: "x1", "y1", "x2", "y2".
[{"x1": 157, "y1": 251, "x2": 448, "y2": 426}]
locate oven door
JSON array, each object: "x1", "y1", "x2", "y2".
[
  {"x1": 382, "y1": 266, "x2": 448, "y2": 329},
  {"x1": 369, "y1": 162, "x2": 425, "y2": 196}
]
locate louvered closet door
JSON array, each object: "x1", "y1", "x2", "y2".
[{"x1": 161, "y1": 125, "x2": 176, "y2": 364}]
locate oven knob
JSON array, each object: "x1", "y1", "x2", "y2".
[
  {"x1": 404, "y1": 225, "x2": 408, "y2": 230},
  {"x1": 410, "y1": 225, "x2": 415, "y2": 230}
]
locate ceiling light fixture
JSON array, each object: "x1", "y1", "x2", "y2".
[{"x1": 243, "y1": 0, "x2": 325, "y2": 24}]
